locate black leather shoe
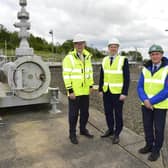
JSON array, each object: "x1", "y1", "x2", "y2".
[
  {"x1": 112, "y1": 135, "x2": 119, "y2": 144},
  {"x1": 69, "y1": 136, "x2": 78, "y2": 144},
  {"x1": 80, "y1": 129, "x2": 94, "y2": 138},
  {"x1": 138, "y1": 145, "x2": 152, "y2": 154},
  {"x1": 148, "y1": 152, "x2": 160, "y2": 161},
  {"x1": 101, "y1": 130, "x2": 113, "y2": 138}
]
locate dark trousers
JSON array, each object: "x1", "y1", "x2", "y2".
[
  {"x1": 142, "y1": 106, "x2": 167, "y2": 153},
  {"x1": 103, "y1": 91, "x2": 124, "y2": 136},
  {"x1": 68, "y1": 95, "x2": 89, "y2": 136}
]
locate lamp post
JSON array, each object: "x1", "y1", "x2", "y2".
[
  {"x1": 55, "y1": 42, "x2": 60, "y2": 54},
  {"x1": 49, "y1": 30, "x2": 54, "y2": 56}
]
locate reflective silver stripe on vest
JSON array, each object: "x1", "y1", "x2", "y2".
[
  {"x1": 144, "y1": 66, "x2": 168, "y2": 84},
  {"x1": 118, "y1": 57, "x2": 124, "y2": 70},
  {"x1": 145, "y1": 79, "x2": 163, "y2": 84},
  {"x1": 104, "y1": 70, "x2": 122, "y2": 74},
  {"x1": 148, "y1": 94, "x2": 168, "y2": 101},
  {"x1": 63, "y1": 68, "x2": 72, "y2": 72},
  {"x1": 63, "y1": 68, "x2": 81, "y2": 73},
  {"x1": 63, "y1": 75, "x2": 82, "y2": 79},
  {"x1": 69, "y1": 54, "x2": 75, "y2": 67},
  {"x1": 161, "y1": 66, "x2": 168, "y2": 81},
  {"x1": 85, "y1": 67, "x2": 92, "y2": 72},
  {"x1": 104, "y1": 82, "x2": 123, "y2": 87},
  {"x1": 102, "y1": 55, "x2": 124, "y2": 70},
  {"x1": 102, "y1": 57, "x2": 106, "y2": 69},
  {"x1": 63, "y1": 75, "x2": 70, "y2": 79}
]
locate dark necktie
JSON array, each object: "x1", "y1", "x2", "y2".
[
  {"x1": 152, "y1": 65, "x2": 157, "y2": 74},
  {"x1": 110, "y1": 57, "x2": 113, "y2": 65}
]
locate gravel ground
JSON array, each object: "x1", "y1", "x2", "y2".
[
  {"x1": 90, "y1": 64, "x2": 144, "y2": 135},
  {"x1": 90, "y1": 81, "x2": 144, "y2": 135},
  {"x1": 50, "y1": 64, "x2": 144, "y2": 134}
]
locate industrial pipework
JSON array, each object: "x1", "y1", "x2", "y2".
[{"x1": 0, "y1": 0, "x2": 59, "y2": 112}]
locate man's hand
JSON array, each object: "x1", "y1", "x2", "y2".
[
  {"x1": 90, "y1": 88, "x2": 94, "y2": 94},
  {"x1": 69, "y1": 93, "x2": 76, "y2": 100},
  {"x1": 119, "y1": 94, "x2": 127, "y2": 101},
  {"x1": 144, "y1": 99, "x2": 153, "y2": 110},
  {"x1": 99, "y1": 91, "x2": 103, "y2": 97}
]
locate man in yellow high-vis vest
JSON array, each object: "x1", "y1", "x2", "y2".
[
  {"x1": 137, "y1": 44, "x2": 168, "y2": 161},
  {"x1": 99, "y1": 38, "x2": 130, "y2": 144},
  {"x1": 62, "y1": 34, "x2": 94, "y2": 144}
]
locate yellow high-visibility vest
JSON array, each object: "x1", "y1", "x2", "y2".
[
  {"x1": 102, "y1": 55, "x2": 125, "y2": 94},
  {"x1": 62, "y1": 49, "x2": 94, "y2": 96},
  {"x1": 142, "y1": 66, "x2": 168, "y2": 109}
]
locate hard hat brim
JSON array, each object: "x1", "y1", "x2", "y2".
[
  {"x1": 108, "y1": 43, "x2": 120, "y2": 46},
  {"x1": 73, "y1": 40, "x2": 85, "y2": 43},
  {"x1": 149, "y1": 51, "x2": 164, "y2": 54}
]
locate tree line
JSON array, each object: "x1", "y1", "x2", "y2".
[
  {"x1": 0, "y1": 25, "x2": 105, "y2": 59},
  {"x1": 0, "y1": 25, "x2": 142, "y2": 61}
]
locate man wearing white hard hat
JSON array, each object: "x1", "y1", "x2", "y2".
[
  {"x1": 62, "y1": 34, "x2": 94, "y2": 144},
  {"x1": 99, "y1": 38, "x2": 130, "y2": 144}
]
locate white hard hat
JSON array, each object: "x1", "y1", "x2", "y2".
[
  {"x1": 73, "y1": 34, "x2": 86, "y2": 43},
  {"x1": 108, "y1": 38, "x2": 120, "y2": 46}
]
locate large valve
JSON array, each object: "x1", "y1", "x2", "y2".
[
  {"x1": 0, "y1": 0, "x2": 57, "y2": 109},
  {"x1": 4, "y1": 56, "x2": 51, "y2": 99}
]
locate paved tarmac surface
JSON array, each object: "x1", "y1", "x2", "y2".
[{"x1": 0, "y1": 93, "x2": 167, "y2": 168}]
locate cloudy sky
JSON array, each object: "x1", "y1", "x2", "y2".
[{"x1": 1, "y1": 0, "x2": 168, "y2": 58}]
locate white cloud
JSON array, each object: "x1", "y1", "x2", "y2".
[{"x1": 1, "y1": 0, "x2": 168, "y2": 56}]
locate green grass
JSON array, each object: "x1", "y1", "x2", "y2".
[
  {"x1": 3, "y1": 49, "x2": 102, "y2": 62},
  {"x1": 2, "y1": 49, "x2": 64, "y2": 62}
]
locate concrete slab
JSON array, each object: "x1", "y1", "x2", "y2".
[
  {"x1": 124, "y1": 141, "x2": 164, "y2": 168},
  {"x1": 0, "y1": 93, "x2": 165, "y2": 168},
  {"x1": 88, "y1": 106, "x2": 164, "y2": 168},
  {"x1": 89, "y1": 107, "x2": 144, "y2": 146},
  {"x1": 0, "y1": 114, "x2": 148, "y2": 168}
]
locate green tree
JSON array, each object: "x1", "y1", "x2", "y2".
[
  {"x1": 0, "y1": 25, "x2": 112, "y2": 60},
  {"x1": 61, "y1": 40, "x2": 73, "y2": 54}
]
